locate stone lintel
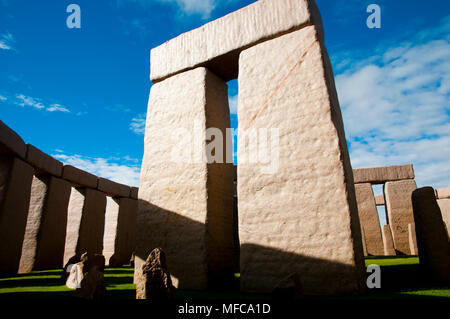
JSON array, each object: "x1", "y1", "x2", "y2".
[
  {"x1": 353, "y1": 164, "x2": 414, "y2": 184},
  {"x1": 97, "y1": 178, "x2": 131, "y2": 198},
  {"x1": 130, "y1": 187, "x2": 139, "y2": 200},
  {"x1": 0, "y1": 120, "x2": 27, "y2": 158},
  {"x1": 436, "y1": 187, "x2": 450, "y2": 199},
  {"x1": 25, "y1": 144, "x2": 63, "y2": 177},
  {"x1": 62, "y1": 165, "x2": 98, "y2": 188}
]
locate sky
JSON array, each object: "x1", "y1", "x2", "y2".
[{"x1": 1, "y1": 0, "x2": 449, "y2": 223}]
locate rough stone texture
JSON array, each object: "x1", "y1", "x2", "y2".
[
  {"x1": 62, "y1": 165, "x2": 98, "y2": 188},
  {"x1": 63, "y1": 188, "x2": 106, "y2": 265},
  {"x1": 80, "y1": 252, "x2": 105, "y2": 273},
  {"x1": 354, "y1": 183, "x2": 384, "y2": 256},
  {"x1": 353, "y1": 165, "x2": 414, "y2": 185},
  {"x1": 0, "y1": 120, "x2": 27, "y2": 158},
  {"x1": 135, "y1": 67, "x2": 234, "y2": 290},
  {"x1": 436, "y1": 187, "x2": 450, "y2": 199},
  {"x1": 73, "y1": 266, "x2": 106, "y2": 299},
  {"x1": 97, "y1": 177, "x2": 130, "y2": 198},
  {"x1": 374, "y1": 194, "x2": 385, "y2": 206},
  {"x1": 360, "y1": 227, "x2": 368, "y2": 257},
  {"x1": 66, "y1": 262, "x2": 84, "y2": 289},
  {"x1": 0, "y1": 156, "x2": 34, "y2": 273},
  {"x1": 150, "y1": 0, "x2": 322, "y2": 82},
  {"x1": 382, "y1": 225, "x2": 396, "y2": 256},
  {"x1": 130, "y1": 187, "x2": 138, "y2": 200},
  {"x1": 25, "y1": 144, "x2": 63, "y2": 177},
  {"x1": 104, "y1": 198, "x2": 137, "y2": 266},
  {"x1": 437, "y1": 199, "x2": 450, "y2": 236},
  {"x1": 412, "y1": 187, "x2": 450, "y2": 283},
  {"x1": 237, "y1": 26, "x2": 365, "y2": 295},
  {"x1": 408, "y1": 223, "x2": 418, "y2": 255},
  {"x1": 384, "y1": 180, "x2": 417, "y2": 255},
  {"x1": 136, "y1": 248, "x2": 175, "y2": 299},
  {"x1": 271, "y1": 273, "x2": 303, "y2": 300},
  {"x1": 18, "y1": 176, "x2": 71, "y2": 273}
]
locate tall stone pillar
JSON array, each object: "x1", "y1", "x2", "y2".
[
  {"x1": 135, "y1": 67, "x2": 234, "y2": 291},
  {"x1": 238, "y1": 26, "x2": 365, "y2": 295},
  {"x1": 382, "y1": 225, "x2": 396, "y2": 256},
  {"x1": 104, "y1": 197, "x2": 137, "y2": 266},
  {"x1": 436, "y1": 187, "x2": 450, "y2": 235},
  {"x1": 354, "y1": 183, "x2": 384, "y2": 256},
  {"x1": 19, "y1": 175, "x2": 71, "y2": 273},
  {"x1": 412, "y1": 187, "x2": 450, "y2": 283},
  {"x1": 0, "y1": 156, "x2": 34, "y2": 273},
  {"x1": 63, "y1": 187, "x2": 106, "y2": 264},
  {"x1": 384, "y1": 180, "x2": 417, "y2": 255}
]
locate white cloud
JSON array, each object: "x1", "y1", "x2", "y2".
[
  {"x1": 335, "y1": 17, "x2": 450, "y2": 189},
  {"x1": 0, "y1": 32, "x2": 13, "y2": 50},
  {"x1": 0, "y1": 95, "x2": 7, "y2": 102},
  {"x1": 228, "y1": 94, "x2": 237, "y2": 114},
  {"x1": 47, "y1": 103, "x2": 70, "y2": 113},
  {"x1": 53, "y1": 153, "x2": 141, "y2": 187},
  {"x1": 118, "y1": 0, "x2": 215, "y2": 18},
  {"x1": 14, "y1": 94, "x2": 71, "y2": 113},
  {"x1": 130, "y1": 114, "x2": 146, "y2": 135}
]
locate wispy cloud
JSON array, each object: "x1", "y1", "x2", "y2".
[
  {"x1": 0, "y1": 32, "x2": 13, "y2": 50},
  {"x1": 335, "y1": 16, "x2": 450, "y2": 189},
  {"x1": 129, "y1": 113, "x2": 146, "y2": 135},
  {"x1": 228, "y1": 94, "x2": 237, "y2": 114},
  {"x1": 13, "y1": 94, "x2": 71, "y2": 113},
  {"x1": 53, "y1": 153, "x2": 141, "y2": 187},
  {"x1": 117, "y1": 0, "x2": 215, "y2": 19},
  {"x1": 47, "y1": 104, "x2": 70, "y2": 113},
  {"x1": 0, "y1": 95, "x2": 7, "y2": 102}
]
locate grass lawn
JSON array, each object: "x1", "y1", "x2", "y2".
[{"x1": 0, "y1": 257, "x2": 448, "y2": 300}]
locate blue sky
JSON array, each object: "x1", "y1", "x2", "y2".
[{"x1": 1, "y1": 0, "x2": 449, "y2": 217}]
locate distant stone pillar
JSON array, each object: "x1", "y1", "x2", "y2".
[
  {"x1": 408, "y1": 223, "x2": 418, "y2": 256},
  {"x1": 354, "y1": 183, "x2": 384, "y2": 256},
  {"x1": 18, "y1": 175, "x2": 71, "y2": 273},
  {"x1": 0, "y1": 156, "x2": 34, "y2": 273},
  {"x1": 412, "y1": 187, "x2": 450, "y2": 283},
  {"x1": 135, "y1": 67, "x2": 234, "y2": 290},
  {"x1": 238, "y1": 25, "x2": 365, "y2": 295},
  {"x1": 382, "y1": 225, "x2": 396, "y2": 256},
  {"x1": 436, "y1": 188, "x2": 450, "y2": 235},
  {"x1": 384, "y1": 180, "x2": 417, "y2": 255},
  {"x1": 104, "y1": 197, "x2": 137, "y2": 266},
  {"x1": 63, "y1": 188, "x2": 106, "y2": 265}
]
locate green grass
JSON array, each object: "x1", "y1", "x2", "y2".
[{"x1": 0, "y1": 258, "x2": 448, "y2": 300}]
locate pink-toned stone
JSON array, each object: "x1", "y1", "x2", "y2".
[
  {"x1": 237, "y1": 26, "x2": 365, "y2": 295},
  {"x1": 25, "y1": 144, "x2": 63, "y2": 177},
  {"x1": 97, "y1": 177, "x2": 130, "y2": 198},
  {"x1": 374, "y1": 194, "x2": 385, "y2": 206},
  {"x1": 0, "y1": 156, "x2": 34, "y2": 273},
  {"x1": 62, "y1": 165, "x2": 98, "y2": 188},
  {"x1": 354, "y1": 183, "x2": 384, "y2": 256},
  {"x1": 0, "y1": 120, "x2": 27, "y2": 158},
  {"x1": 353, "y1": 165, "x2": 414, "y2": 184},
  {"x1": 382, "y1": 225, "x2": 396, "y2": 256},
  {"x1": 408, "y1": 223, "x2": 418, "y2": 255},
  {"x1": 384, "y1": 180, "x2": 417, "y2": 255}
]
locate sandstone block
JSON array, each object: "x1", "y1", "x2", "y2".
[
  {"x1": 437, "y1": 198, "x2": 450, "y2": 236},
  {"x1": 130, "y1": 187, "x2": 138, "y2": 200},
  {"x1": 436, "y1": 187, "x2": 450, "y2": 199},
  {"x1": 97, "y1": 177, "x2": 130, "y2": 198},
  {"x1": 354, "y1": 183, "x2": 384, "y2": 256},
  {"x1": 384, "y1": 180, "x2": 417, "y2": 255},
  {"x1": 353, "y1": 165, "x2": 414, "y2": 184},
  {"x1": 150, "y1": 0, "x2": 322, "y2": 82},
  {"x1": 0, "y1": 120, "x2": 27, "y2": 158},
  {"x1": 62, "y1": 165, "x2": 98, "y2": 188},
  {"x1": 25, "y1": 144, "x2": 63, "y2": 177},
  {"x1": 382, "y1": 225, "x2": 396, "y2": 256},
  {"x1": 237, "y1": 26, "x2": 365, "y2": 295},
  {"x1": 135, "y1": 67, "x2": 235, "y2": 290},
  {"x1": 408, "y1": 223, "x2": 418, "y2": 255},
  {"x1": 375, "y1": 194, "x2": 385, "y2": 206},
  {"x1": 0, "y1": 156, "x2": 34, "y2": 273},
  {"x1": 412, "y1": 187, "x2": 450, "y2": 283}
]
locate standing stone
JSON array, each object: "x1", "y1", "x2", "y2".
[
  {"x1": 66, "y1": 262, "x2": 84, "y2": 289},
  {"x1": 412, "y1": 187, "x2": 450, "y2": 283},
  {"x1": 408, "y1": 223, "x2": 418, "y2": 255},
  {"x1": 73, "y1": 266, "x2": 107, "y2": 299},
  {"x1": 0, "y1": 156, "x2": 34, "y2": 273},
  {"x1": 384, "y1": 180, "x2": 417, "y2": 255},
  {"x1": 18, "y1": 175, "x2": 71, "y2": 273},
  {"x1": 238, "y1": 25, "x2": 365, "y2": 295},
  {"x1": 360, "y1": 227, "x2": 368, "y2": 257},
  {"x1": 436, "y1": 188, "x2": 450, "y2": 235},
  {"x1": 135, "y1": 67, "x2": 234, "y2": 290},
  {"x1": 382, "y1": 225, "x2": 396, "y2": 256},
  {"x1": 354, "y1": 183, "x2": 384, "y2": 256},
  {"x1": 104, "y1": 197, "x2": 137, "y2": 266},
  {"x1": 63, "y1": 188, "x2": 107, "y2": 265}
]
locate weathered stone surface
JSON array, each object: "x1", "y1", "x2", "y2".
[
  {"x1": 150, "y1": 0, "x2": 322, "y2": 82},
  {"x1": 66, "y1": 262, "x2": 84, "y2": 289},
  {"x1": 385, "y1": 180, "x2": 417, "y2": 255},
  {"x1": 271, "y1": 273, "x2": 303, "y2": 300},
  {"x1": 408, "y1": 223, "x2": 418, "y2": 255},
  {"x1": 361, "y1": 226, "x2": 368, "y2": 257},
  {"x1": 412, "y1": 187, "x2": 450, "y2": 283},
  {"x1": 104, "y1": 198, "x2": 137, "y2": 267},
  {"x1": 382, "y1": 225, "x2": 396, "y2": 256},
  {"x1": 437, "y1": 199, "x2": 450, "y2": 235},
  {"x1": 353, "y1": 165, "x2": 414, "y2": 184},
  {"x1": 97, "y1": 177, "x2": 130, "y2": 198},
  {"x1": 80, "y1": 252, "x2": 105, "y2": 273},
  {"x1": 237, "y1": 26, "x2": 365, "y2": 295},
  {"x1": 375, "y1": 194, "x2": 385, "y2": 206},
  {"x1": 136, "y1": 248, "x2": 175, "y2": 299},
  {"x1": 0, "y1": 120, "x2": 27, "y2": 158},
  {"x1": 18, "y1": 176, "x2": 71, "y2": 273},
  {"x1": 436, "y1": 187, "x2": 450, "y2": 199},
  {"x1": 130, "y1": 187, "x2": 138, "y2": 200},
  {"x1": 0, "y1": 156, "x2": 34, "y2": 273},
  {"x1": 135, "y1": 67, "x2": 234, "y2": 290},
  {"x1": 62, "y1": 254, "x2": 82, "y2": 282},
  {"x1": 62, "y1": 165, "x2": 98, "y2": 188},
  {"x1": 63, "y1": 188, "x2": 106, "y2": 265},
  {"x1": 354, "y1": 183, "x2": 384, "y2": 256},
  {"x1": 25, "y1": 144, "x2": 63, "y2": 177},
  {"x1": 73, "y1": 266, "x2": 106, "y2": 299}
]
